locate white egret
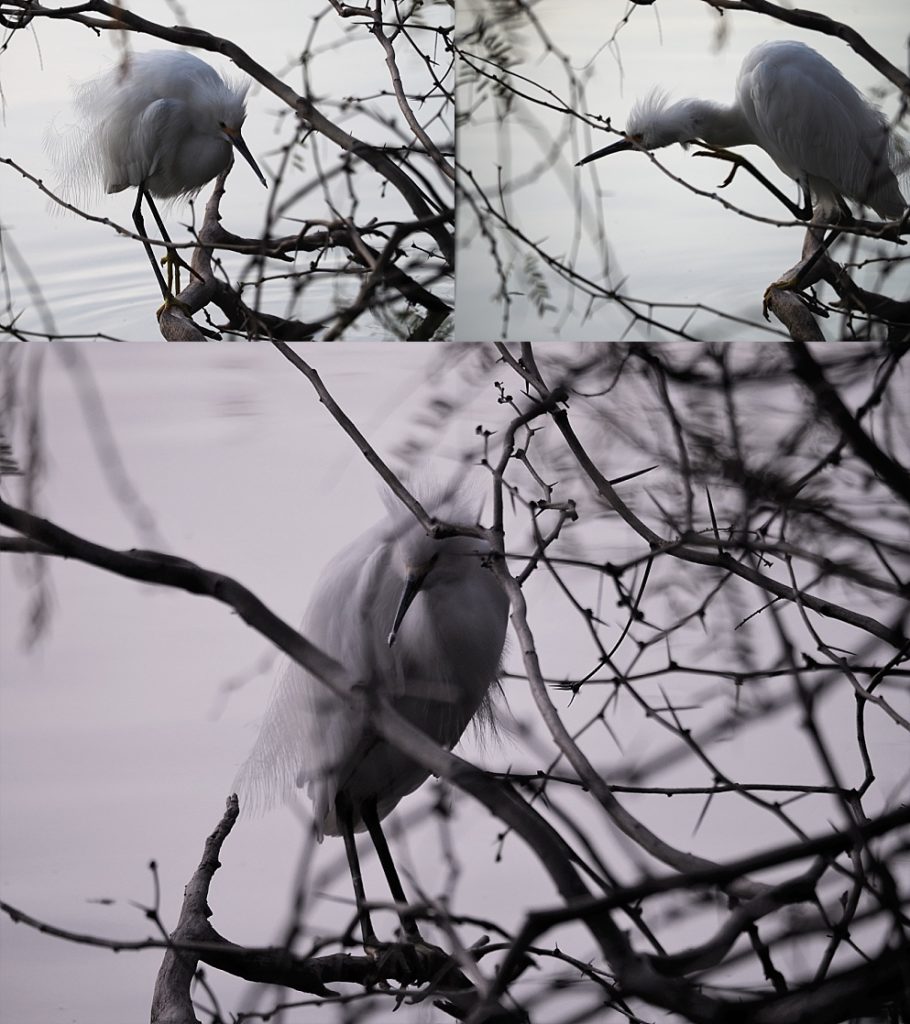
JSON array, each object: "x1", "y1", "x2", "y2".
[
  {"x1": 577, "y1": 40, "x2": 908, "y2": 221},
  {"x1": 236, "y1": 490, "x2": 509, "y2": 959},
  {"x1": 58, "y1": 50, "x2": 267, "y2": 301}
]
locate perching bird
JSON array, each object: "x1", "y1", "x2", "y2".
[
  {"x1": 236, "y1": 489, "x2": 509, "y2": 953},
  {"x1": 57, "y1": 50, "x2": 267, "y2": 300},
  {"x1": 577, "y1": 40, "x2": 908, "y2": 221}
]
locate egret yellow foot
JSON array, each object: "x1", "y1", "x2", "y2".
[
  {"x1": 161, "y1": 249, "x2": 204, "y2": 297},
  {"x1": 155, "y1": 295, "x2": 194, "y2": 320},
  {"x1": 162, "y1": 251, "x2": 181, "y2": 298},
  {"x1": 762, "y1": 278, "x2": 800, "y2": 320},
  {"x1": 364, "y1": 938, "x2": 470, "y2": 990}
]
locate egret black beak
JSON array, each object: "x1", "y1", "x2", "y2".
[
  {"x1": 387, "y1": 566, "x2": 429, "y2": 648},
  {"x1": 576, "y1": 137, "x2": 635, "y2": 167},
  {"x1": 225, "y1": 126, "x2": 268, "y2": 187}
]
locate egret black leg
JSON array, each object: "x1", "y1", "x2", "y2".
[
  {"x1": 132, "y1": 186, "x2": 170, "y2": 299},
  {"x1": 790, "y1": 224, "x2": 842, "y2": 291},
  {"x1": 143, "y1": 185, "x2": 172, "y2": 250},
  {"x1": 335, "y1": 793, "x2": 380, "y2": 949},
  {"x1": 144, "y1": 185, "x2": 206, "y2": 297},
  {"x1": 143, "y1": 187, "x2": 181, "y2": 294},
  {"x1": 693, "y1": 147, "x2": 812, "y2": 220},
  {"x1": 361, "y1": 797, "x2": 422, "y2": 943},
  {"x1": 798, "y1": 181, "x2": 815, "y2": 222}
]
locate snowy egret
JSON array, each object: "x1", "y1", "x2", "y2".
[
  {"x1": 59, "y1": 50, "x2": 267, "y2": 301},
  {"x1": 577, "y1": 40, "x2": 907, "y2": 220},
  {"x1": 236, "y1": 491, "x2": 509, "y2": 956}
]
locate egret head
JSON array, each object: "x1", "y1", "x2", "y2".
[
  {"x1": 217, "y1": 117, "x2": 268, "y2": 188},
  {"x1": 193, "y1": 76, "x2": 267, "y2": 189},
  {"x1": 386, "y1": 519, "x2": 489, "y2": 648},
  {"x1": 576, "y1": 90, "x2": 699, "y2": 166}
]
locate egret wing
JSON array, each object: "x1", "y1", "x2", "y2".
[
  {"x1": 739, "y1": 41, "x2": 904, "y2": 216},
  {"x1": 233, "y1": 525, "x2": 399, "y2": 830}
]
